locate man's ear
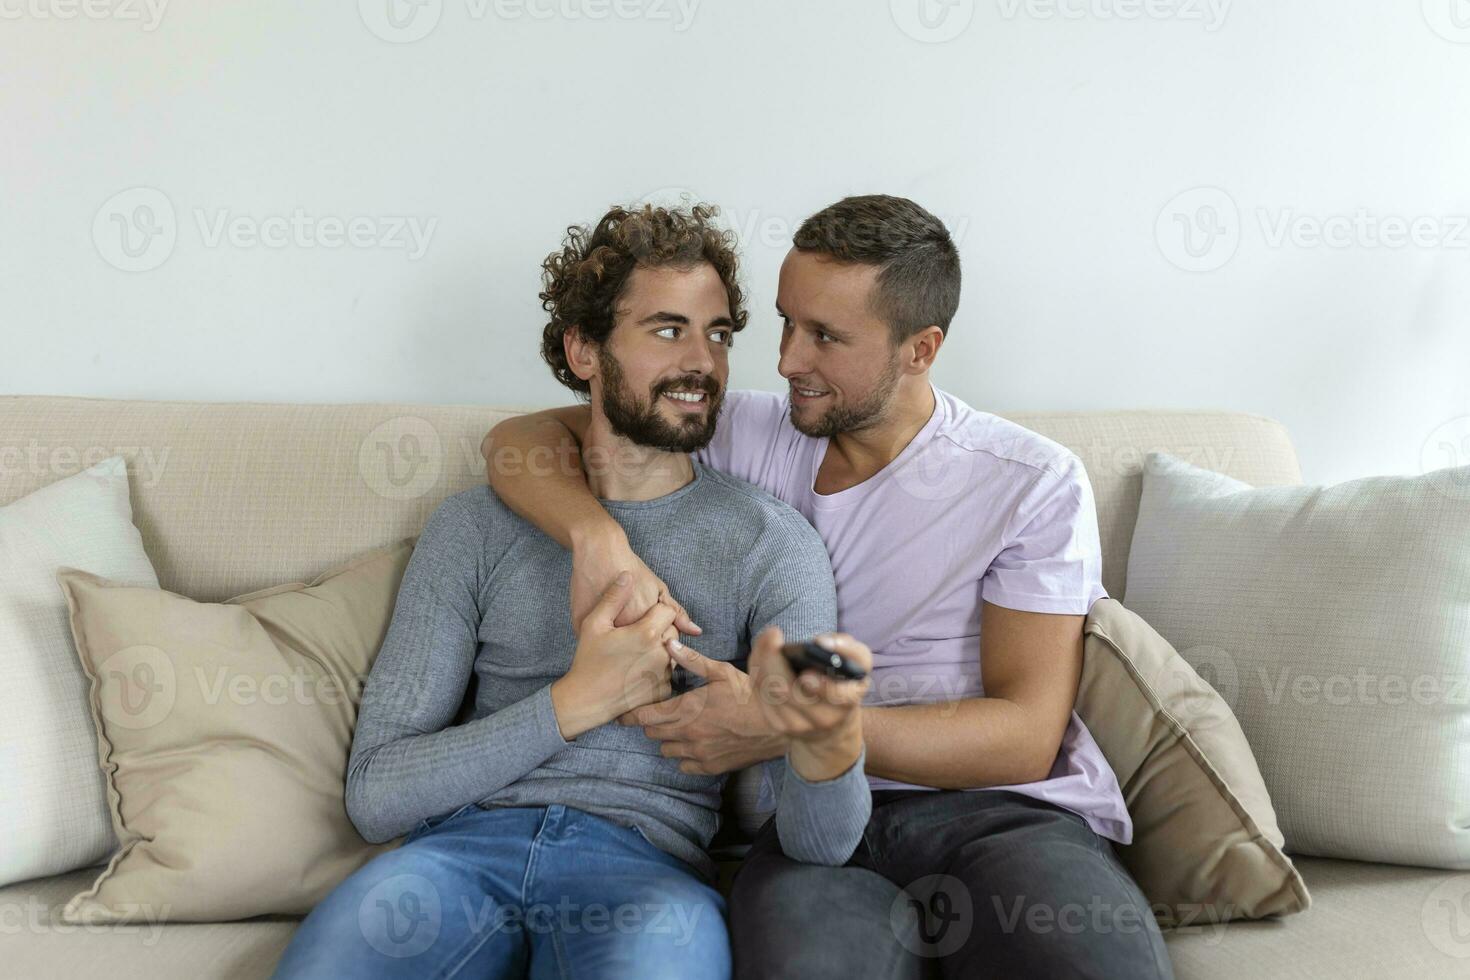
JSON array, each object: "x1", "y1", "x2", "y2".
[
  {"x1": 564, "y1": 327, "x2": 599, "y2": 384},
  {"x1": 903, "y1": 325, "x2": 945, "y2": 373}
]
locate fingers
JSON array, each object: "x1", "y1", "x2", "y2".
[
  {"x1": 750, "y1": 629, "x2": 871, "y2": 737},
  {"x1": 617, "y1": 692, "x2": 691, "y2": 727},
  {"x1": 640, "y1": 722, "x2": 688, "y2": 741},
  {"x1": 748, "y1": 624, "x2": 793, "y2": 689},
  {"x1": 793, "y1": 669, "x2": 870, "y2": 707},
  {"x1": 812, "y1": 632, "x2": 874, "y2": 672},
  {"x1": 747, "y1": 625, "x2": 790, "y2": 684},
  {"x1": 673, "y1": 606, "x2": 703, "y2": 636},
  {"x1": 667, "y1": 638, "x2": 733, "y2": 681},
  {"x1": 611, "y1": 576, "x2": 663, "y2": 629},
  {"x1": 657, "y1": 740, "x2": 693, "y2": 760},
  {"x1": 620, "y1": 599, "x2": 676, "y2": 645},
  {"x1": 657, "y1": 589, "x2": 701, "y2": 636},
  {"x1": 581, "y1": 571, "x2": 633, "y2": 632},
  {"x1": 652, "y1": 582, "x2": 702, "y2": 637}
]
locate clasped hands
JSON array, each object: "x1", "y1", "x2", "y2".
[{"x1": 549, "y1": 527, "x2": 869, "y2": 781}]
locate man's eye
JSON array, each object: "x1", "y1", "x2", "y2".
[
  {"x1": 816, "y1": 331, "x2": 834, "y2": 343},
  {"x1": 710, "y1": 329, "x2": 732, "y2": 345},
  {"x1": 655, "y1": 327, "x2": 679, "y2": 339}
]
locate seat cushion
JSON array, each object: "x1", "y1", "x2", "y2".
[
  {"x1": 1164, "y1": 856, "x2": 1470, "y2": 978},
  {"x1": 0, "y1": 867, "x2": 298, "y2": 980},
  {"x1": 4, "y1": 857, "x2": 1465, "y2": 978}
]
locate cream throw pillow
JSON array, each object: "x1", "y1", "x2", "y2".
[
  {"x1": 58, "y1": 539, "x2": 414, "y2": 923},
  {"x1": 1124, "y1": 452, "x2": 1470, "y2": 869},
  {"x1": 0, "y1": 456, "x2": 159, "y2": 886},
  {"x1": 1079, "y1": 598, "x2": 1310, "y2": 925}
]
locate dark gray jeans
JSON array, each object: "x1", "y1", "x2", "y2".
[{"x1": 730, "y1": 789, "x2": 1175, "y2": 980}]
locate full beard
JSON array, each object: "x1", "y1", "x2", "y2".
[{"x1": 598, "y1": 347, "x2": 724, "y2": 453}]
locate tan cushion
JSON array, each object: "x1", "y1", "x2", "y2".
[
  {"x1": 1078, "y1": 598, "x2": 1310, "y2": 925},
  {"x1": 56, "y1": 540, "x2": 414, "y2": 923}
]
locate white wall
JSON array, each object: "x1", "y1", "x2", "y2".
[{"x1": 3, "y1": 0, "x2": 1468, "y2": 486}]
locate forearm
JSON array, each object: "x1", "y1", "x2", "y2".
[
  {"x1": 345, "y1": 685, "x2": 568, "y2": 843},
  {"x1": 859, "y1": 697, "x2": 1059, "y2": 789},
  {"x1": 483, "y1": 414, "x2": 613, "y2": 550}
]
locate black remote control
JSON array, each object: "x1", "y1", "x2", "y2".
[{"x1": 781, "y1": 640, "x2": 868, "y2": 681}]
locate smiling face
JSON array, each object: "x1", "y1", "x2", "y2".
[
  {"x1": 776, "y1": 248, "x2": 903, "y2": 438},
  {"x1": 570, "y1": 262, "x2": 734, "y2": 452}
]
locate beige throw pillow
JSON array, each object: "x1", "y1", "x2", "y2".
[
  {"x1": 1078, "y1": 598, "x2": 1310, "y2": 926},
  {"x1": 57, "y1": 539, "x2": 414, "y2": 924},
  {"x1": 1125, "y1": 452, "x2": 1470, "y2": 869}
]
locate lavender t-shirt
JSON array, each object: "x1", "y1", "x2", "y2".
[{"x1": 696, "y1": 385, "x2": 1132, "y2": 844}]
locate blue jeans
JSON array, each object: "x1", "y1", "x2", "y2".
[{"x1": 272, "y1": 804, "x2": 730, "y2": 980}]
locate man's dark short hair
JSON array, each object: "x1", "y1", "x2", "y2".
[{"x1": 792, "y1": 194, "x2": 961, "y2": 343}]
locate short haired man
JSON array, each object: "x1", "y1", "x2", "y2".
[{"x1": 485, "y1": 195, "x2": 1173, "y2": 978}]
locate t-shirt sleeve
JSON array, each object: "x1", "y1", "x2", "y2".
[
  {"x1": 695, "y1": 389, "x2": 792, "y2": 491},
  {"x1": 980, "y1": 454, "x2": 1109, "y2": 615}
]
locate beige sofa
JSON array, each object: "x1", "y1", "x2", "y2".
[{"x1": 2, "y1": 394, "x2": 1465, "y2": 979}]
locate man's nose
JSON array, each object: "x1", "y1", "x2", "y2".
[
  {"x1": 777, "y1": 330, "x2": 807, "y2": 379},
  {"x1": 679, "y1": 333, "x2": 716, "y2": 375}
]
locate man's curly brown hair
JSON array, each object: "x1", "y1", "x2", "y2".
[{"x1": 540, "y1": 203, "x2": 748, "y2": 395}]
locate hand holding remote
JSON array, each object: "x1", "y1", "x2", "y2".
[{"x1": 750, "y1": 627, "x2": 871, "y2": 782}]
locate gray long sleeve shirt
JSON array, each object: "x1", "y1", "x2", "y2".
[{"x1": 345, "y1": 461, "x2": 871, "y2": 879}]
